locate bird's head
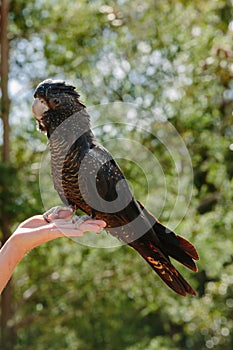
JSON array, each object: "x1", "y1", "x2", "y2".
[{"x1": 32, "y1": 79, "x2": 86, "y2": 134}]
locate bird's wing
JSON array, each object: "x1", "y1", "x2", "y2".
[
  {"x1": 80, "y1": 144, "x2": 133, "y2": 213},
  {"x1": 78, "y1": 144, "x2": 154, "y2": 237}
]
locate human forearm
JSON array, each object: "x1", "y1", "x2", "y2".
[
  {"x1": 0, "y1": 209, "x2": 106, "y2": 294},
  {"x1": 0, "y1": 236, "x2": 25, "y2": 294}
]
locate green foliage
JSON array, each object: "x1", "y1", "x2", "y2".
[
  {"x1": 1, "y1": 0, "x2": 233, "y2": 349},
  {"x1": 0, "y1": 162, "x2": 22, "y2": 227},
  {"x1": 0, "y1": 125, "x2": 44, "y2": 235}
]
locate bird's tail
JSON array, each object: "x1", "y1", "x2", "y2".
[{"x1": 130, "y1": 202, "x2": 199, "y2": 296}]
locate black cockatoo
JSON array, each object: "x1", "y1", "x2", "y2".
[{"x1": 32, "y1": 79, "x2": 199, "y2": 296}]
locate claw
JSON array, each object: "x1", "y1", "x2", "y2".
[
  {"x1": 43, "y1": 206, "x2": 73, "y2": 222},
  {"x1": 72, "y1": 214, "x2": 91, "y2": 228}
]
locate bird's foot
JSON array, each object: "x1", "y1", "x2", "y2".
[
  {"x1": 43, "y1": 206, "x2": 73, "y2": 222},
  {"x1": 71, "y1": 214, "x2": 91, "y2": 229}
]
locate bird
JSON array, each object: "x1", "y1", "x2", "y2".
[{"x1": 32, "y1": 79, "x2": 199, "y2": 296}]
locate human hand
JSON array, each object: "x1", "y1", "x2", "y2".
[
  {"x1": 0, "y1": 208, "x2": 106, "y2": 294},
  {"x1": 11, "y1": 207, "x2": 106, "y2": 255}
]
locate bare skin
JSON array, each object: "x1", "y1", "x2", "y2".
[{"x1": 0, "y1": 207, "x2": 106, "y2": 293}]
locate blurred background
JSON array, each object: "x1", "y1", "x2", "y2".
[{"x1": 0, "y1": 0, "x2": 233, "y2": 349}]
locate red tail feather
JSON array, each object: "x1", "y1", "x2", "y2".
[{"x1": 177, "y1": 236, "x2": 199, "y2": 260}]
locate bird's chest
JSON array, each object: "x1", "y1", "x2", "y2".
[{"x1": 50, "y1": 140, "x2": 87, "y2": 207}]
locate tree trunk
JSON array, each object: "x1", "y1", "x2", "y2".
[
  {"x1": 1, "y1": 1, "x2": 11, "y2": 160},
  {"x1": 0, "y1": 1, "x2": 14, "y2": 349}
]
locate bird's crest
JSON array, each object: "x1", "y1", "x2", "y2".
[{"x1": 34, "y1": 79, "x2": 81, "y2": 100}]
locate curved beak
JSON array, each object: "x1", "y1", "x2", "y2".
[{"x1": 32, "y1": 98, "x2": 49, "y2": 120}]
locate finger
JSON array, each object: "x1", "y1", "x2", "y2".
[
  {"x1": 55, "y1": 222, "x2": 103, "y2": 233},
  {"x1": 78, "y1": 223, "x2": 105, "y2": 233},
  {"x1": 49, "y1": 220, "x2": 101, "y2": 231},
  {"x1": 52, "y1": 228, "x2": 84, "y2": 237},
  {"x1": 53, "y1": 219, "x2": 106, "y2": 229},
  {"x1": 82, "y1": 219, "x2": 106, "y2": 227},
  {"x1": 49, "y1": 219, "x2": 106, "y2": 235}
]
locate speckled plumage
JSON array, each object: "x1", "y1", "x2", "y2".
[{"x1": 33, "y1": 80, "x2": 199, "y2": 296}]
